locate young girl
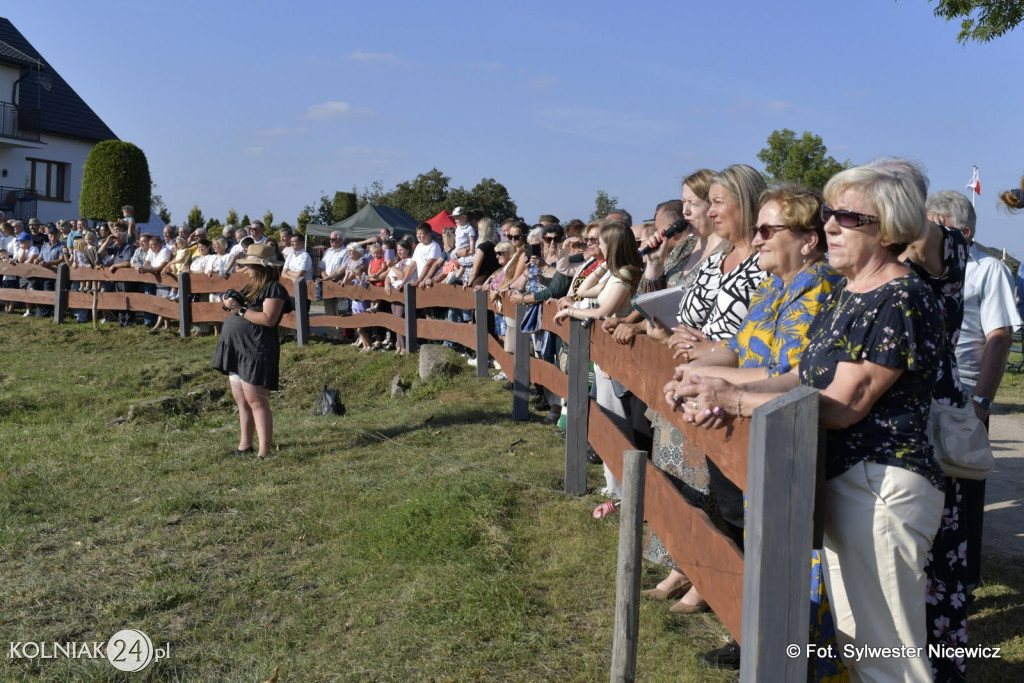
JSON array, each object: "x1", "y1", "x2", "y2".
[{"x1": 384, "y1": 239, "x2": 416, "y2": 355}]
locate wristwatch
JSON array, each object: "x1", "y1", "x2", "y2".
[
  {"x1": 238, "y1": 306, "x2": 248, "y2": 317},
  {"x1": 972, "y1": 395, "x2": 992, "y2": 410}
]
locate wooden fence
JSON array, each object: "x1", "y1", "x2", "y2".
[{"x1": 0, "y1": 262, "x2": 821, "y2": 681}]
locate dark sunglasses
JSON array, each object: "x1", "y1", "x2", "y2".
[
  {"x1": 507, "y1": 234, "x2": 524, "y2": 240},
  {"x1": 543, "y1": 236, "x2": 562, "y2": 243},
  {"x1": 820, "y1": 205, "x2": 879, "y2": 228},
  {"x1": 750, "y1": 224, "x2": 789, "y2": 240},
  {"x1": 584, "y1": 237, "x2": 600, "y2": 244}
]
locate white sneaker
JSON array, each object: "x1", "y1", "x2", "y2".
[
  {"x1": 492, "y1": 371, "x2": 508, "y2": 382},
  {"x1": 467, "y1": 357, "x2": 478, "y2": 367},
  {"x1": 22, "y1": 310, "x2": 31, "y2": 317}
]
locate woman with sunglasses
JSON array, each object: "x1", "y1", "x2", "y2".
[
  {"x1": 673, "y1": 166, "x2": 945, "y2": 681},
  {"x1": 657, "y1": 184, "x2": 841, "y2": 671}
]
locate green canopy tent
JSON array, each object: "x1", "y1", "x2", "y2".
[{"x1": 305, "y1": 203, "x2": 419, "y2": 242}]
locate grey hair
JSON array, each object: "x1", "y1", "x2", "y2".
[
  {"x1": 866, "y1": 156, "x2": 929, "y2": 200},
  {"x1": 527, "y1": 226, "x2": 544, "y2": 244},
  {"x1": 925, "y1": 190, "x2": 977, "y2": 231}
]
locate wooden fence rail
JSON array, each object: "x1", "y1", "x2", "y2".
[{"x1": 0, "y1": 264, "x2": 820, "y2": 679}]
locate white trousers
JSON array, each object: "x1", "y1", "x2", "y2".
[{"x1": 822, "y1": 461, "x2": 944, "y2": 683}]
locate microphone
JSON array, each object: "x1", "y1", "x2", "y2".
[{"x1": 638, "y1": 219, "x2": 690, "y2": 256}]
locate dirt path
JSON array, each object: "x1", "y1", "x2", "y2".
[{"x1": 982, "y1": 410, "x2": 1024, "y2": 558}]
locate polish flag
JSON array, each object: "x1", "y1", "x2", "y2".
[{"x1": 965, "y1": 166, "x2": 981, "y2": 195}]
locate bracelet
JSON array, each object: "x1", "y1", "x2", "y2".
[{"x1": 735, "y1": 390, "x2": 744, "y2": 420}]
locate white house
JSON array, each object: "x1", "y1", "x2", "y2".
[{"x1": 0, "y1": 17, "x2": 117, "y2": 223}]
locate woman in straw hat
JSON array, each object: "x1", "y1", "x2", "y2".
[{"x1": 211, "y1": 243, "x2": 293, "y2": 459}]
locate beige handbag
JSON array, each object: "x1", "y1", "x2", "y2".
[{"x1": 928, "y1": 400, "x2": 994, "y2": 480}]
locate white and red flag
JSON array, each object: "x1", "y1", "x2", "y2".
[{"x1": 965, "y1": 166, "x2": 981, "y2": 195}]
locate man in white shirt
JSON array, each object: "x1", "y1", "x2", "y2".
[
  {"x1": 932, "y1": 190, "x2": 1022, "y2": 596},
  {"x1": 317, "y1": 231, "x2": 351, "y2": 335},
  {"x1": 413, "y1": 223, "x2": 444, "y2": 289},
  {"x1": 248, "y1": 221, "x2": 269, "y2": 244},
  {"x1": 281, "y1": 234, "x2": 312, "y2": 311}
]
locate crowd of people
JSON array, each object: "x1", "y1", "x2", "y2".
[{"x1": 2, "y1": 163, "x2": 1021, "y2": 681}]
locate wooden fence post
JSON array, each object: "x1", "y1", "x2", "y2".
[
  {"x1": 739, "y1": 385, "x2": 818, "y2": 682},
  {"x1": 294, "y1": 279, "x2": 310, "y2": 346},
  {"x1": 474, "y1": 288, "x2": 489, "y2": 379},
  {"x1": 54, "y1": 263, "x2": 69, "y2": 323},
  {"x1": 404, "y1": 285, "x2": 418, "y2": 354},
  {"x1": 564, "y1": 318, "x2": 591, "y2": 494},
  {"x1": 611, "y1": 449, "x2": 647, "y2": 683},
  {"x1": 177, "y1": 272, "x2": 192, "y2": 338},
  {"x1": 511, "y1": 303, "x2": 530, "y2": 421}
]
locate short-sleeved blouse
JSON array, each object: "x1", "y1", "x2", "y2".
[
  {"x1": 798, "y1": 273, "x2": 945, "y2": 489},
  {"x1": 904, "y1": 225, "x2": 969, "y2": 407},
  {"x1": 727, "y1": 260, "x2": 842, "y2": 376},
  {"x1": 596, "y1": 272, "x2": 635, "y2": 319},
  {"x1": 211, "y1": 281, "x2": 291, "y2": 390},
  {"x1": 677, "y1": 249, "x2": 767, "y2": 341}
]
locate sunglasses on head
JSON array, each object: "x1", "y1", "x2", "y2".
[
  {"x1": 820, "y1": 205, "x2": 879, "y2": 228},
  {"x1": 750, "y1": 224, "x2": 789, "y2": 240}
]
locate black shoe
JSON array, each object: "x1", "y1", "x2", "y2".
[
  {"x1": 503, "y1": 381, "x2": 514, "y2": 391},
  {"x1": 542, "y1": 411, "x2": 561, "y2": 424},
  {"x1": 234, "y1": 447, "x2": 255, "y2": 456},
  {"x1": 586, "y1": 447, "x2": 602, "y2": 464},
  {"x1": 700, "y1": 640, "x2": 740, "y2": 670}
]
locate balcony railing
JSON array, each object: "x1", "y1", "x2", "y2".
[
  {"x1": 0, "y1": 185, "x2": 37, "y2": 220},
  {"x1": 0, "y1": 101, "x2": 41, "y2": 142}
]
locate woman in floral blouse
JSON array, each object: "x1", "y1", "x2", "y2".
[{"x1": 672, "y1": 166, "x2": 946, "y2": 682}]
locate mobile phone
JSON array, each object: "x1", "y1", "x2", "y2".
[{"x1": 529, "y1": 243, "x2": 542, "y2": 259}]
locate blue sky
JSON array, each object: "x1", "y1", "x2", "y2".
[{"x1": 9, "y1": 1, "x2": 1024, "y2": 255}]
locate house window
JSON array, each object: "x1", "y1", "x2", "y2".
[{"x1": 27, "y1": 158, "x2": 69, "y2": 201}]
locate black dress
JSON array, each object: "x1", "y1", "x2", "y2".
[{"x1": 211, "y1": 281, "x2": 290, "y2": 390}]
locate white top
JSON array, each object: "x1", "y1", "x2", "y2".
[
  {"x1": 206, "y1": 253, "x2": 234, "y2": 276},
  {"x1": 190, "y1": 254, "x2": 214, "y2": 273},
  {"x1": 454, "y1": 224, "x2": 476, "y2": 252},
  {"x1": 284, "y1": 250, "x2": 313, "y2": 281},
  {"x1": 389, "y1": 258, "x2": 412, "y2": 288},
  {"x1": 15, "y1": 244, "x2": 40, "y2": 263},
  {"x1": 412, "y1": 241, "x2": 444, "y2": 281},
  {"x1": 956, "y1": 243, "x2": 1022, "y2": 386},
  {"x1": 149, "y1": 246, "x2": 172, "y2": 269}
]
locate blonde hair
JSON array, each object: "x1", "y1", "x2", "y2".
[{"x1": 823, "y1": 166, "x2": 926, "y2": 250}]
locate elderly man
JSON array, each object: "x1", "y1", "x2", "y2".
[
  {"x1": 929, "y1": 190, "x2": 1022, "y2": 596},
  {"x1": 36, "y1": 226, "x2": 65, "y2": 318},
  {"x1": 281, "y1": 234, "x2": 312, "y2": 312},
  {"x1": 318, "y1": 230, "x2": 351, "y2": 323},
  {"x1": 104, "y1": 222, "x2": 137, "y2": 326},
  {"x1": 248, "y1": 220, "x2": 268, "y2": 244}
]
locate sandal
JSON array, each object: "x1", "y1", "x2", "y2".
[{"x1": 234, "y1": 447, "x2": 254, "y2": 456}]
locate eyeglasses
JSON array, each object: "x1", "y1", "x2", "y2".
[
  {"x1": 750, "y1": 224, "x2": 789, "y2": 240},
  {"x1": 329, "y1": 237, "x2": 341, "y2": 241},
  {"x1": 543, "y1": 236, "x2": 561, "y2": 243},
  {"x1": 507, "y1": 234, "x2": 524, "y2": 240},
  {"x1": 820, "y1": 205, "x2": 879, "y2": 228},
  {"x1": 584, "y1": 237, "x2": 600, "y2": 244}
]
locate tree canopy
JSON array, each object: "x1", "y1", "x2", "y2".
[
  {"x1": 355, "y1": 169, "x2": 519, "y2": 223},
  {"x1": 79, "y1": 141, "x2": 152, "y2": 222},
  {"x1": 589, "y1": 190, "x2": 619, "y2": 223},
  {"x1": 756, "y1": 129, "x2": 849, "y2": 192},
  {"x1": 929, "y1": 0, "x2": 1024, "y2": 43}
]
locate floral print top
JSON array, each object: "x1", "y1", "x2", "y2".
[
  {"x1": 904, "y1": 225, "x2": 969, "y2": 407},
  {"x1": 798, "y1": 272, "x2": 946, "y2": 490},
  {"x1": 727, "y1": 260, "x2": 842, "y2": 376}
]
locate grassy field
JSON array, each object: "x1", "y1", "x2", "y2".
[{"x1": 0, "y1": 317, "x2": 1021, "y2": 681}]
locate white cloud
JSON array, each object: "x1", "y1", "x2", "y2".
[
  {"x1": 256, "y1": 127, "x2": 308, "y2": 138},
  {"x1": 349, "y1": 49, "x2": 398, "y2": 64},
  {"x1": 303, "y1": 102, "x2": 375, "y2": 120}
]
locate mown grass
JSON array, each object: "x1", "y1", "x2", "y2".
[{"x1": 0, "y1": 316, "x2": 1021, "y2": 681}]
